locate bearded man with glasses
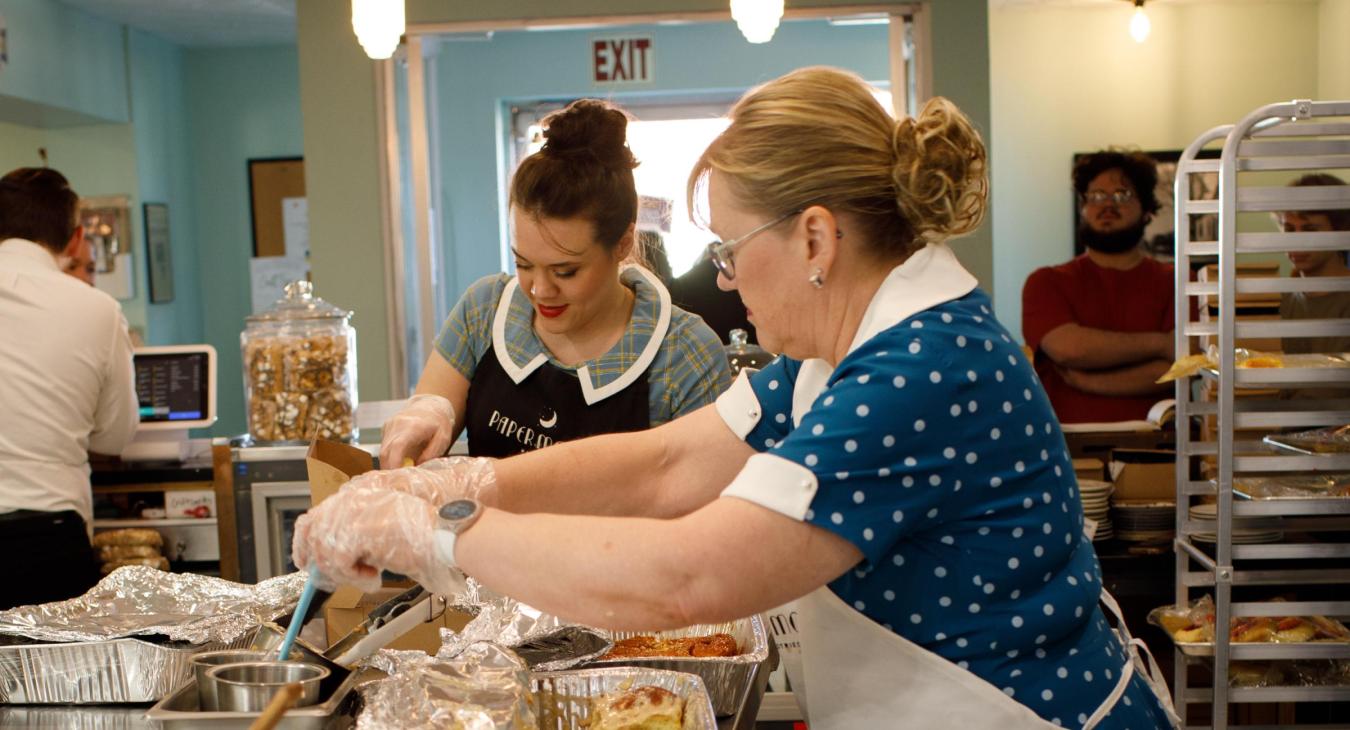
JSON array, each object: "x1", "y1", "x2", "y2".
[{"x1": 1022, "y1": 149, "x2": 1177, "y2": 424}]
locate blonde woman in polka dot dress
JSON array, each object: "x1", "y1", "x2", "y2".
[{"x1": 295, "y1": 67, "x2": 1176, "y2": 730}]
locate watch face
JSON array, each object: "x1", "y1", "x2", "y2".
[{"x1": 439, "y1": 499, "x2": 477, "y2": 521}]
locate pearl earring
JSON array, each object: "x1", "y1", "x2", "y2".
[{"x1": 808, "y1": 268, "x2": 825, "y2": 289}]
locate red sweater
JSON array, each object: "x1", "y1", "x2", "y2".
[{"x1": 1022, "y1": 255, "x2": 1175, "y2": 423}]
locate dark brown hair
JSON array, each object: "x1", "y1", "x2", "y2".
[
  {"x1": 0, "y1": 167, "x2": 79, "y2": 253},
  {"x1": 1072, "y1": 149, "x2": 1160, "y2": 217},
  {"x1": 1289, "y1": 172, "x2": 1350, "y2": 231},
  {"x1": 510, "y1": 99, "x2": 638, "y2": 252}
]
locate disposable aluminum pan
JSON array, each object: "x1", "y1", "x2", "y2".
[
  {"x1": 585, "y1": 615, "x2": 769, "y2": 716},
  {"x1": 0, "y1": 630, "x2": 254, "y2": 704},
  {"x1": 146, "y1": 628, "x2": 359, "y2": 730},
  {"x1": 532, "y1": 667, "x2": 718, "y2": 729}
]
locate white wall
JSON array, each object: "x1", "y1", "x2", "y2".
[
  {"x1": 1320, "y1": 0, "x2": 1350, "y2": 100},
  {"x1": 989, "y1": 0, "x2": 1322, "y2": 342}
]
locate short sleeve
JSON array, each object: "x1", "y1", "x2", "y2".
[
  {"x1": 659, "y1": 314, "x2": 734, "y2": 421},
  {"x1": 1021, "y1": 267, "x2": 1075, "y2": 350},
  {"x1": 434, "y1": 275, "x2": 507, "y2": 381},
  {"x1": 714, "y1": 356, "x2": 798, "y2": 449},
  {"x1": 771, "y1": 347, "x2": 950, "y2": 567}
]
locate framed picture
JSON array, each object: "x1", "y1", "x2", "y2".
[
  {"x1": 247, "y1": 157, "x2": 305, "y2": 258},
  {"x1": 1072, "y1": 149, "x2": 1220, "y2": 260},
  {"x1": 143, "y1": 202, "x2": 173, "y2": 303}
]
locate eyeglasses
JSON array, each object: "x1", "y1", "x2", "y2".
[
  {"x1": 706, "y1": 210, "x2": 802, "y2": 281},
  {"x1": 1084, "y1": 189, "x2": 1136, "y2": 206}
]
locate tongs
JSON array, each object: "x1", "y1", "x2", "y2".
[{"x1": 323, "y1": 584, "x2": 448, "y2": 667}]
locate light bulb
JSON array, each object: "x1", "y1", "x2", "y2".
[
  {"x1": 731, "y1": 0, "x2": 785, "y2": 44},
  {"x1": 1129, "y1": 6, "x2": 1151, "y2": 43},
  {"x1": 352, "y1": 0, "x2": 405, "y2": 60}
]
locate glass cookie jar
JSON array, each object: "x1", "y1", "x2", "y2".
[{"x1": 241, "y1": 281, "x2": 358, "y2": 443}]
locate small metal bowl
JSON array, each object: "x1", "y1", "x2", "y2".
[
  {"x1": 191, "y1": 649, "x2": 272, "y2": 711},
  {"x1": 206, "y1": 661, "x2": 330, "y2": 712}
]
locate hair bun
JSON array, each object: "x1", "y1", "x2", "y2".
[{"x1": 541, "y1": 99, "x2": 638, "y2": 171}]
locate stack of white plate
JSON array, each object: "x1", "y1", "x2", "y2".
[
  {"x1": 1188, "y1": 503, "x2": 1283, "y2": 544},
  {"x1": 1079, "y1": 479, "x2": 1113, "y2": 541},
  {"x1": 1111, "y1": 501, "x2": 1175, "y2": 543}
]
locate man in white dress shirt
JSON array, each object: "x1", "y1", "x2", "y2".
[{"x1": 0, "y1": 167, "x2": 138, "y2": 609}]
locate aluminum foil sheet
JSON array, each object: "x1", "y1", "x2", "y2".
[
  {"x1": 440, "y1": 579, "x2": 610, "y2": 671},
  {"x1": 0, "y1": 566, "x2": 305, "y2": 645},
  {"x1": 0, "y1": 630, "x2": 254, "y2": 704},
  {"x1": 357, "y1": 642, "x2": 536, "y2": 730},
  {"x1": 532, "y1": 667, "x2": 718, "y2": 729},
  {"x1": 588, "y1": 616, "x2": 770, "y2": 716}
]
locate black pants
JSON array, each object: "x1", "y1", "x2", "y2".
[{"x1": 0, "y1": 510, "x2": 99, "y2": 610}]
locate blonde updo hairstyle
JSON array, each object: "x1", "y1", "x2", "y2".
[{"x1": 688, "y1": 66, "x2": 988, "y2": 260}]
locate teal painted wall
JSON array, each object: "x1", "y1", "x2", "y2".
[
  {"x1": 430, "y1": 19, "x2": 891, "y2": 302},
  {"x1": 183, "y1": 45, "x2": 303, "y2": 437},
  {"x1": 0, "y1": 0, "x2": 128, "y2": 125},
  {"x1": 130, "y1": 30, "x2": 202, "y2": 348}
]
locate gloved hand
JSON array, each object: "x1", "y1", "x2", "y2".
[
  {"x1": 380, "y1": 394, "x2": 457, "y2": 468},
  {"x1": 291, "y1": 483, "x2": 467, "y2": 597},
  {"x1": 337, "y1": 456, "x2": 498, "y2": 507}
]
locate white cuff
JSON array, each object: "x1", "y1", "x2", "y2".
[
  {"x1": 715, "y1": 370, "x2": 762, "y2": 441},
  {"x1": 720, "y1": 453, "x2": 818, "y2": 521},
  {"x1": 433, "y1": 530, "x2": 459, "y2": 570}
]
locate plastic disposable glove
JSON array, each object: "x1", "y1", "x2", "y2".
[
  {"x1": 291, "y1": 483, "x2": 467, "y2": 598},
  {"x1": 380, "y1": 394, "x2": 457, "y2": 468},
  {"x1": 337, "y1": 456, "x2": 498, "y2": 507}
]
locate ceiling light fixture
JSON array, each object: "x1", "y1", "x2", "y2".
[
  {"x1": 731, "y1": 0, "x2": 785, "y2": 44},
  {"x1": 352, "y1": 0, "x2": 405, "y2": 60},
  {"x1": 1128, "y1": 0, "x2": 1151, "y2": 43}
]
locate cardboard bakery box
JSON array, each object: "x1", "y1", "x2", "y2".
[
  {"x1": 324, "y1": 586, "x2": 473, "y2": 654},
  {"x1": 1109, "y1": 449, "x2": 1177, "y2": 502}
]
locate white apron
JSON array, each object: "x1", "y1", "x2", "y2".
[{"x1": 768, "y1": 581, "x2": 1179, "y2": 729}]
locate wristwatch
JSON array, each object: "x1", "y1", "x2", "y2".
[{"x1": 433, "y1": 498, "x2": 483, "y2": 570}]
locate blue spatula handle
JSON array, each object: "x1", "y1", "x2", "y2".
[{"x1": 277, "y1": 566, "x2": 320, "y2": 661}]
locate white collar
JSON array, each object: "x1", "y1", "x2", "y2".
[
  {"x1": 790, "y1": 243, "x2": 979, "y2": 424},
  {"x1": 0, "y1": 238, "x2": 61, "y2": 273},
  {"x1": 491, "y1": 265, "x2": 673, "y2": 406}
]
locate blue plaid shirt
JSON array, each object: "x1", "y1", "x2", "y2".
[{"x1": 436, "y1": 268, "x2": 732, "y2": 425}]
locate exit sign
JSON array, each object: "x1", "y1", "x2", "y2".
[{"x1": 592, "y1": 36, "x2": 653, "y2": 85}]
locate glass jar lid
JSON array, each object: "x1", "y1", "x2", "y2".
[{"x1": 245, "y1": 280, "x2": 351, "y2": 323}]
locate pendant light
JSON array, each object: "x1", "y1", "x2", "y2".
[
  {"x1": 731, "y1": 0, "x2": 785, "y2": 44},
  {"x1": 1128, "y1": 0, "x2": 1151, "y2": 43},
  {"x1": 352, "y1": 0, "x2": 405, "y2": 60}
]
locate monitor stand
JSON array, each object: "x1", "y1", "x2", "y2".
[{"x1": 120, "y1": 429, "x2": 190, "y2": 462}]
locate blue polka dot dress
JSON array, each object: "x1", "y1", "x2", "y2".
[{"x1": 737, "y1": 290, "x2": 1169, "y2": 729}]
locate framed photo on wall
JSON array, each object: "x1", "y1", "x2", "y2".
[
  {"x1": 1071, "y1": 148, "x2": 1220, "y2": 261},
  {"x1": 143, "y1": 202, "x2": 173, "y2": 303}
]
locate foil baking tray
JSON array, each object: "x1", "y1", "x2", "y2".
[
  {"x1": 585, "y1": 615, "x2": 769, "y2": 716},
  {"x1": 533, "y1": 667, "x2": 717, "y2": 729},
  {"x1": 0, "y1": 629, "x2": 255, "y2": 704},
  {"x1": 146, "y1": 624, "x2": 359, "y2": 729}
]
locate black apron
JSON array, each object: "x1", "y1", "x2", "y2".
[{"x1": 465, "y1": 345, "x2": 650, "y2": 457}]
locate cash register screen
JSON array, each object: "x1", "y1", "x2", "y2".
[{"x1": 134, "y1": 351, "x2": 211, "y2": 424}]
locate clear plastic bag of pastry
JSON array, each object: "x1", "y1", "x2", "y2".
[
  {"x1": 1149, "y1": 595, "x2": 1350, "y2": 647},
  {"x1": 241, "y1": 281, "x2": 358, "y2": 444},
  {"x1": 1157, "y1": 345, "x2": 1350, "y2": 383}
]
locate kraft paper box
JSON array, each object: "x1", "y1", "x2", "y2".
[
  {"x1": 324, "y1": 587, "x2": 473, "y2": 654},
  {"x1": 1109, "y1": 449, "x2": 1177, "y2": 503},
  {"x1": 305, "y1": 439, "x2": 458, "y2": 651}
]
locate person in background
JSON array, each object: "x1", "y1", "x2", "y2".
[
  {"x1": 1278, "y1": 172, "x2": 1350, "y2": 354},
  {"x1": 669, "y1": 249, "x2": 755, "y2": 345},
  {"x1": 59, "y1": 233, "x2": 96, "y2": 285},
  {"x1": 380, "y1": 99, "x2": 731, "y2": 464},
  {"x1": 295, "y1": 67, "x2": 1173, "y2": 730},
  {"x1": 0, "y1": 167, "x2": 138, "y2": 609},
  {"x1": 634, "y1": 229, "x2": 674, "y2": 288},
  {"x1": 1022, "y1": 150, "x2": 1175, "y2": 424}
]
